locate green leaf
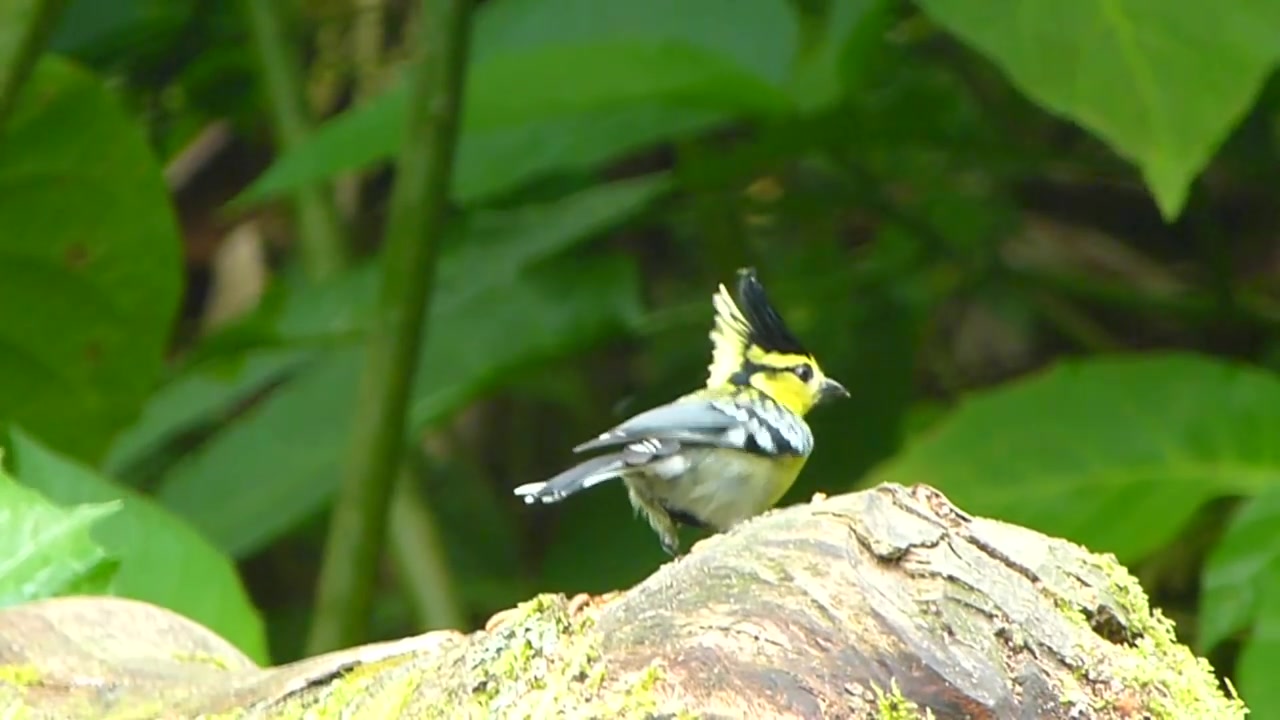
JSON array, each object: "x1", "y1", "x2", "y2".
[
  {"x1": 238, "y1": 0, "x2": 801, "y2": 207},
  {"x1": 0, "y1": 453, "x2": 119, "y2": 605},
  {"x1": 245, "y1": 95, "x2": 718, "y2": 207},
  {"x1": 0, "y1": 57, "x2": 183, "y2": 461},
  {"x1": 155, "y1": 349, "x2": 356, "y2": 558},
  {"x1": 159, "y1": 258, "x2": 642, "y2": 557},
  {"x1": 408, "y1": 255, "x2": 643, "y2": 428},
  {"x1": 869, "y1": 353, "x2": 1280, "y2": 561},
  {"x1": 1200, "y1": 487, "x2": 1280, "y2": 652},
  {"x1": 1235, "y1": 569, "x2": 1280, "y2": 720},
  {"x1": 475, "y1": 0, "x2": 796, "y2": 85},
  {"x1": 9, "y1": 428, "x2": 268, "y2": 662},
  {"x1": 463, "y1": 0, "x2": 796, "y2": 130},
  {"x1": 50, "y1": 0, "x2": 192, "y2": 62},
  {"x1": 915, "y1": 0, "x2": 1280, "y2": 219},
  {"x1": 103, "y1": 348, "x2": 311, "y2": 478}
]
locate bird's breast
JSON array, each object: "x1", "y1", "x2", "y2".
[{"x1": 641, "y1": 448, "x2": 808, "y2": 530}]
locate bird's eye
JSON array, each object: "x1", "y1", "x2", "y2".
[{"x1": 793, "y1": 364, "x2": 814, "y2": 382}]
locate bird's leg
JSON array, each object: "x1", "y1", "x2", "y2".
[
  {"x1": 660, "y1": 532, "x2": 683, "y2": 557},
  {"x1": 625, "y1": 483, "x2": 682, "y2": 556}
]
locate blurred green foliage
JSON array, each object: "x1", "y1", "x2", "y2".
[
  {"x1": 1, "y1": 0, "x2": 1279, "y2": 712},
  {"x1": 0, "y1": 57, "x2": 182, "y2": 460},
  {"x1": 9, "y1": 428, "x2": 267, "y2": 661},
  {"x1": 0, "y1": 455, "x2": 119, "y2": 605}
]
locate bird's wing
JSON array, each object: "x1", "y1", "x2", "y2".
[{"x1": 573, "y1": 397, "x2": 750, "y2": 454}]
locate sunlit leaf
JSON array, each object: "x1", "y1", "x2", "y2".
[
  {"x1": 869, "y1": 353, "x2": 1280, "y2": 561},
  {"x1": 915, "y1": 0, "x2": 1280, "y2": 218},
  {"x1": 238, "y1": 0, "x2": 801, "y2": 206},
  {"x1": 0, "y1": 453, "x2": 119, "y2": 605},
  {"x1": 9, "y1": 429, "x2": 267, "y2": 661},
  {"x1": 0, "y1": 58, "x2": 182, "y2": 461},
  {"x1": 1200, "y1": 488, "x2": 1280, "y2": 652}
]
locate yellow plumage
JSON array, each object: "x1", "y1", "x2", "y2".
[{"x1": 514, "y1": 268, "x2": 847, "y2": 555}]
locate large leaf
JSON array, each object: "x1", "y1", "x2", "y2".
[
  {"x1": 157, "y1": 258, "x2": 642, "y2": 557},
  {"x1": 1200, "y1": 487, "x2": 1280, "y2": 652},
  {"x1": 915, "y1": 0, "x2": 1280, "y2": 219},
  {"x1": 8, "y1": 429, "x2": 268, "y2": 662},
  {"x1": 246, "y1": 96, "x2": 718, "y2": 207},
  {"x1": 239, "y1": 0, "x2": 802, "y2": 206},
  {"x1": 1201, "y1": 487, "x2": 1280, "y2": 720},
  {"x1": 464, "y1": 0, "x2": 796, "y2": 128},
  {"x1": 0, "y1": 453, "x2": 119, "y2": 605},
  {"x1": 1235, "y1": 569, "x2": 1280, "y2": 720},
  {"x1": 102, "y1": 349, "x2": 310, "y2": 478},
  {"x1": 869, "y1": 353, "x2": 1280, "y2": 561},
  {"x1": 49, "y1": 0, "x2": 192, "y2": 61},
  {"x1": 0, "y1": 57, "x2": 182, "y2": 461},
  {"x1": 155, "y1": 349, "x2": 357, "y2": 558},
  {"x1": 408, "y1": 255, "x2": 642, "y2": 428}
]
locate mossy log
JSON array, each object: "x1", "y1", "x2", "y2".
[{"x1": 0, "y1": 483, "x2": 1246, "y2": 719}]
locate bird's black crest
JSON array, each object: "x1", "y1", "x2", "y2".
[{"x1": 735, "y1": 268, "x2": 808, "y2": 355}]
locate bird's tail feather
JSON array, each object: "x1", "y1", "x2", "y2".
[{"x1": 512, "y1": 454, "x2": 626, "y2": 504}]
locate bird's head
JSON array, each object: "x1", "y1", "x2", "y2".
[{"x1": 706, "y1": 268, "x2": 848, "y2": 415}]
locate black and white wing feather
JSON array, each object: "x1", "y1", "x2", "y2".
[
  {"x1": 577, "y1": 394, "x2": 812, "y2": 457},
  {"x1": 513, "y1": 394, "x2": 812, "y2": 506},
  {"x1": 573, "y1": 398, "x2": 748, "y2": 453},
  {"x1": 513, "y1": 399, "x2": 739, "y2": 505}
]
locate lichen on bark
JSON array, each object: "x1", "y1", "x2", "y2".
[{"x1": 0, "y1": 483, "x2": 1247, "y2": 719}]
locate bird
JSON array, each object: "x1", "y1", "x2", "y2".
[{"x1": 512, "y1": 267, "x2": 848, "y2": 555}]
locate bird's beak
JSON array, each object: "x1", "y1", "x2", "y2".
[{"x1": 819, "y1": 378, "x2": 850, "y2": 403}]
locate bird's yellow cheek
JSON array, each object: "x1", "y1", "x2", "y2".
[{"x1": 750, "y1": 374, "x2": 816, "y2": 415}]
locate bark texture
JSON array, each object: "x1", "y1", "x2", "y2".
[{"x1": 0, "y1": 483, "x2": 1246, "y2": 719}]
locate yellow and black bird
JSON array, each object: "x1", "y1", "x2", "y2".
[{"x1": 513, "y1": 268, "x2": 848, "y2": 555}]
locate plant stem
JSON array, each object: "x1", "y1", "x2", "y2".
[
  {"x1": 243, "y1": 0, "x2": 349, "y2": 281},
  {"x1": 306, "y1": 0, "x2": 472, "y2": 654},
  {"x1": 0, "y1": 0, "x2": 67, "y2": 132}
]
